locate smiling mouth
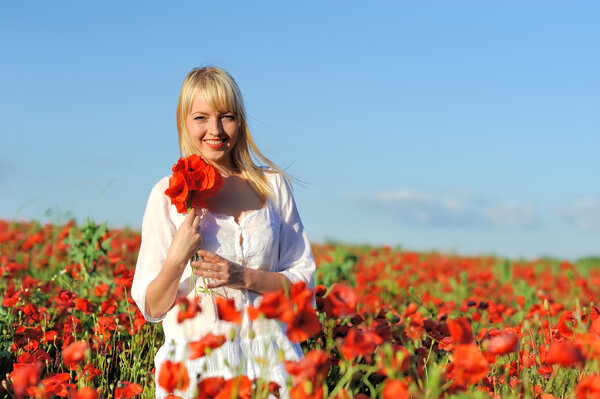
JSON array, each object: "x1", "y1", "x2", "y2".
[{"x1": 203, "y1": 139, "x2": 227, "y2": 149}]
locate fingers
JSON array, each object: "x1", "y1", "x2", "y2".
[
  {"x1": 184, "y1": 208, "x2": 196, "y2": 225},
  {"x1": 191, "y1": 211, "x2": 200, "y2": 229},
  {"x1": 192, "y1": 265, "x2": 226, "y2": 281},
  {"x1": 191, "y1": 260, "x2": 218, "y2": 274},
  {"x1": 196, "y1": 250, "x2": 223, "y2": 263}
]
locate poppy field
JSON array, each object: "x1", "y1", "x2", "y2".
[{"x1": 1, "y1": 218, "x2": 600, "y2": 398}]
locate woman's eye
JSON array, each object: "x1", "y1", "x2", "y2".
[
  {"x1": 222, "y1": 114, "x2": 235, "y2": 120},
  {"x1": 194, "y1": 116, "x2": 205, "y2": 121}
]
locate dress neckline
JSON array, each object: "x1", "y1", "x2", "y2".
[{"x1": 204, "y1": 199, "x2": 269, "y2": 226}]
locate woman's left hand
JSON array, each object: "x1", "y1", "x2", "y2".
[{"x1": 191, "y1": 250, "x2": 246, "y2": 289}]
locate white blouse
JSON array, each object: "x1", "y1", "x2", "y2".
[{"x1": 132, "y1": 171, "x2": 316, "y2": 398}]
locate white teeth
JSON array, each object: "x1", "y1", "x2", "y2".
[{"x1": 205, "y1": 140, "x2": 222, "y2": 145}]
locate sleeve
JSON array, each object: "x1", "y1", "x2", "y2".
[
  {"x1": 274, "y1": 174, "x2": 316, "y2": 291},
  {"x1": 131, "y1": 178, "x2": 177, "y2": 322}
]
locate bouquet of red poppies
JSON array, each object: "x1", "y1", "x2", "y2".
[
  {"x1": 164, "y1": 154, "x2": 222, "y2": 213},
  {"x1": 164, "y1": 154, "x2": 222, "y2": 296}
]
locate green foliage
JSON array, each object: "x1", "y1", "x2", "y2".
[
  {"x1": 64, "y1": 218, "x2": 112, "y2": 279},
  {"x1": 315, "y1": 247, "x2": 357, "y2": 287}
]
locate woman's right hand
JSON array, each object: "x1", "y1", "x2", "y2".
[
  {"x1": 165, "y1": 208, "x2": 202, "y2": 269},
  {"x1": 145, "y1": 209, "x2": 202, "y2": 319}
]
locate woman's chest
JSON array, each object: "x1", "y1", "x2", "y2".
[
  {"x1": 197, "y1": 204, "x2": 280, "y2": 268},
  {"x1": 205, "y1": 176, "x2": 264, "y2": 224}
]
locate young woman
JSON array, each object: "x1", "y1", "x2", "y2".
[{"x1": 131, "y1": 67, "x2": 315, "y2": 398}]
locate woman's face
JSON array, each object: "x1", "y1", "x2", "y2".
[{"x1": 186, "y1": 91, "x2": 240, "y2": 170}]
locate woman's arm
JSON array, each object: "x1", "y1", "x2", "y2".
[
  {"x1": 244, "y1": 267, "x2": 292, "y2": 293},
  {"x1": 144, "y1": 209, "x2": 203, "y2": 318},
  {"x1": 272, "y1": 174, "x2": 316, "y2": 289},
  {"x1": 192, "y1": 250, "x2": 292, "y2": 294}
]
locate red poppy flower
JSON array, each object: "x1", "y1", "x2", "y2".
[
  {"x1": 43, "y1": 330, "x2": 58, "y2": 343},
  {"x1": 340, "y1": 328, "x2": 377, "y2": 360},
  {"x1": 290, "y1": 384, "x2": 324, "y2": 399},
  {"x1": 164, "y1": 172, "x2": 190, "y2": 213},
  {"x1": 324, "y1": 283, "x2": 358, "y2": 319},
  {"x1": 69, "y1": 387, "x2": 99, "y2": 399},
  {"x1": 382, "y1": 379, "x2": 410, "y2": 399},
  {"x1": 438, "y1": 336, "x2": 455, "y2": 352},
  {"x1": 247, "y1": 288, "x2": 291, "y2": 322},
  {"x1": 41, "y1": 373, "x2": 74, "y2": 397},
  {"x1": 557, "y1": 311, "x2": 577, "y2": 338},
  {"x1": 575, "y1": 374, "x2": 600, "y2": 398},
  {"x1": 82, "y1": 363, "x2": 102, "y2": 382},
  {"x1": 265, "y1": 381, "x2": 281, "y2": 398},
  {"x1": 176, "y1": 297, "x2": 203, "y2": 324},
  {"x1": 450, "y1": 343, "x2": 489, "y2": 386},
  {"x1": 215, "y1": 297, "x2": 242, "y2": 324},
  {"x1": 165, "y1": 155, "x2": 223, "y2": 213},
  {"x1": 55, "y1": 289, "x2": 77, "y2": 308},
  {"x1": 189, "y1": 333, "x2": 227, "y2": 360},
  {"x1": 289, "y1": 281, "x2": 314, "y2": 310},
  {"x1": 62, "y1": 340, "x2": 89, "y2": 368},
  {"x1": 94, "y1": 283, "x2": 110, "y2": 297},
  {"x1": 21, "y1": 231, "x2": 43, "y2": 251},
  {"x1": 217, "y1": 376, "x2": 252, "y2": 399},
  {"x1": 447, "y1": 317, "x2": 473, "y2": 344},
  {"x1": 590, "y1": 318, "x2": 600, "y2": 336},
  {"x1": 2, "y1": 283, "x2": 22, "y2": 307},
  {"x1": 9, "y1": 362, "x2": 42, "y2": 399},
  {"x1": 285, "y1": 349, "x2": 329, "y2": 385},
  {"x1": 486, "y1": 333, "x2": 520, "y2": 355},
  {"x1": 195, "y1": 377, "x2": 226, "y2": 399},
  {"x1": 286, "y1": 302, "x2": 321, "y2": 343},
  {"x1": 158, "y1": 360, "x2": 190, "y2": 393},
  {"x1": 75, "y1": 298, "x2": 95, "y2": 314},
  {"x1": 538, "y1": 364, "x2": 553, "y2": 377},
  {"x1": 591, "y1": 307, "x2": 600, "y2": 321},
  {"x1": 114, "y1": 381, "x2": 144, "y2": 399},
  {"x1": 100, "y1": 297, "x2": 117, "y2": 315},
  {"x1": 545, "y1": 341, "x2": 585, "y2": 367},
  {"x1": 539, "y1": 393, "x2": 559, "y2": 399}
]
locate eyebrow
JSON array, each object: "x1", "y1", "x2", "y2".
[{"x1": 190, "y1": 110, "x2": 234, "y2": 116}]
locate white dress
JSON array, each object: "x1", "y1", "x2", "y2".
[{"x1": 131, "y1": 171, "x2": 316, "y2": 399}]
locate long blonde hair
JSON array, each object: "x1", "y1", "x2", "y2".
[{"x1": 176, "y1": 67, "x2": 290, "y2": 203}]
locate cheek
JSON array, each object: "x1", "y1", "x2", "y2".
[
  {"x1": 187, "y1": 126, "x2": 204, "y2": 142},
  {"x1": 229, "y1": 126, "x2": 241, "y2": 145}
]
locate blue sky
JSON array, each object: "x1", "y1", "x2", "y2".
[{"x1": 1, "y1": 1, "x2": 599, "y2": 260}]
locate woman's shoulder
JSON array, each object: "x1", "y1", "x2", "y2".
[
  {"x1": 149, "y1": 176, "x2": 171, "y2": 196},
  {"x1": 260, "y1": 167, "x2": 289, "y2": 195},
  {"x1": 145, "y1": 176, "x2": 172, "y2": 208},
  {"x1": 261, "y1": 167, "x2": 282, "y2": 182}
]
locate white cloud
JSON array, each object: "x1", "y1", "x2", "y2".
[
  {"x1": 559, "y1": 197, "x2": 600, "y2": 231},
  {"x1": 355, "y1": 188, "x2": 539, "y2": 229},
  {"x1": 483, "y1": 202, "x2": 537, "y2": 228}
]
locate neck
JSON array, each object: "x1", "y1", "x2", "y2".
[{"x1": 217, "y1": 165, "x2": 239, "y2": 178}]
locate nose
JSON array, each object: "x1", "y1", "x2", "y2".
[{"x1": 207, "y1": 117, "x2": 223, "y2": 136}]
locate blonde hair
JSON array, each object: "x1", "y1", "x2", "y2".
[{"x1": 176, "y1": 67, "x2": 290, "y2": 203}]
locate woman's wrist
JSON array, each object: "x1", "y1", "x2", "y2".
[
  {"x1": 242, "y1": 267, "x2": 291, "y2": 294},
  {"x1": 242, "y1": 267, "x2": 256, "y2": 291}
]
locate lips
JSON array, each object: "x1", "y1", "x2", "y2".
[{"x1": 203, "y1": 138, "x2": 227, "y2": 149}]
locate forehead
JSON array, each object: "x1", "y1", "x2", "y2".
[{"x1": 190, "y1": 89, "x2": 233, "y2": 114}]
